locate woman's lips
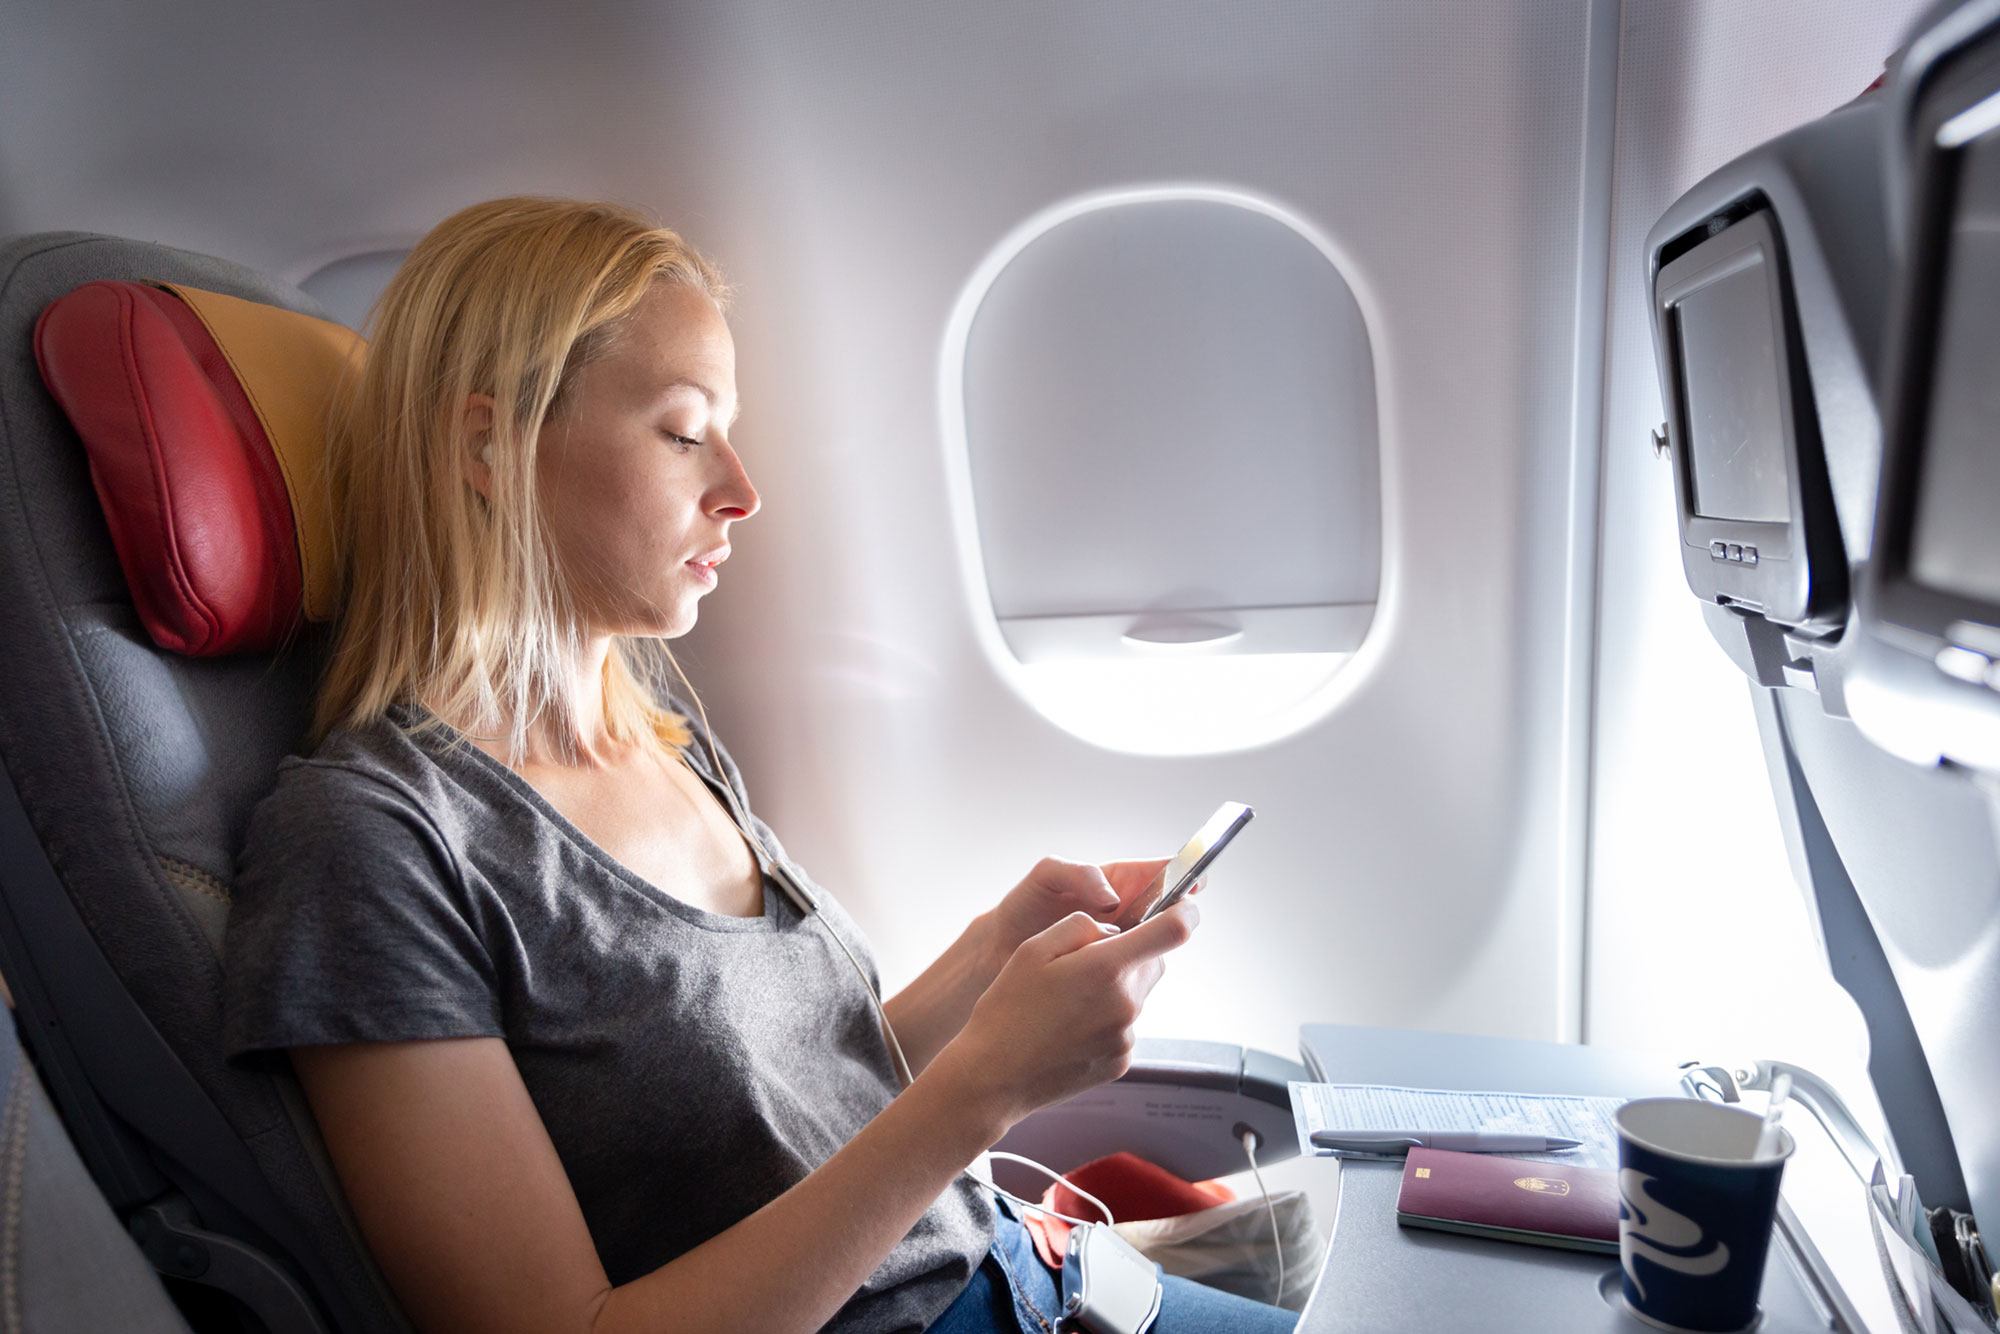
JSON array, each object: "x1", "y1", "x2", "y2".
[{"x1": 686, "y1": 546, "x2": 728, "y2": 587}]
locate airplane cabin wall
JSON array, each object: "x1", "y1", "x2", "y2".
[
  {"x1": 0, "y1": 0, "x2": 1917, "y2": 1069},
  {"x1": 668, "y1": 0, "x2": 1619, "y2": 1059}
]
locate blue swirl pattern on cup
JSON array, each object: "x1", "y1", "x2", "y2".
[{"x1": 1616, "y1": 1100, "x2": 1790, "y2": 1333}]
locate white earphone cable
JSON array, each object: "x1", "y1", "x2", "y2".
[
  {"x1": 1240, "y1": 1129, "x2": 1285, "y2": 1307},
  {"x1": 967, "y1": 1151, "x2": 1116, "y2": 1230},
  {"x1": 666, "y1": 651, "x2": 1107, "y2": 1216},
  {"x1": 666, "y1": 651, "x2": 916, "y2": 1087},
  {"x1": 816, "y1": 913, "x2": 915, "y2": 1088}
]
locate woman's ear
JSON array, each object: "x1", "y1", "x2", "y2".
[{"x1": 461, "y1": 393, "x2": 498, "y2": 499}]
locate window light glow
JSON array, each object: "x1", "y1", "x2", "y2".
[{"x1": 1014, "y1": 651, "x2": 1357, "y2": 756}]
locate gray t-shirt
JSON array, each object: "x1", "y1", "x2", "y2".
[{"x1": 222, "y1": 705, "x2": 993, "y2": 1333}]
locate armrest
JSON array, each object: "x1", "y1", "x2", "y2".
[{"x1": 990, "y1": 1038, "x2": 1307, "y2": 1197}]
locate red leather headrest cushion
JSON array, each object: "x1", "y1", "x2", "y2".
[{"x1": 33, "y1": 281, "x2": 357, "y2": 655}]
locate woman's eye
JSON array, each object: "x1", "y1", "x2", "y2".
[{"x1": 662, "y1": 430, "x2": 702, "y2": 452}]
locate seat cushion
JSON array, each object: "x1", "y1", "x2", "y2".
[{"x1": 33, "y1": 280, "x2": 358, "y2": 655}]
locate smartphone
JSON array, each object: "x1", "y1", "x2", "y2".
[{"x1": 1111, "y1": 802, "x2": 1255, "y2": 931}]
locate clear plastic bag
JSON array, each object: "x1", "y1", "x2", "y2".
[
  {"x1": 1113, "y1": 1188, "x2": 1323, "y2": 1312},
  {"x1": 1019, "y1": 1151, "x2": 1324, "y2": 1313}
]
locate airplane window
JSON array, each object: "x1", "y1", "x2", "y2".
[
  {"x1": 296, "y1": 247, "x2": 411, "y2": 334},
  {"x1": 942, "y1": 187, "x2": 1382, "y2": 754}
]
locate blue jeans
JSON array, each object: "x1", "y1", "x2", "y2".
[{"x1": 927, "y1": 1207, "x2": 1299, "y2": 1334}]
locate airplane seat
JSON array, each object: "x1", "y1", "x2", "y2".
[
  {"x1": 0, "y1": 229, "x2": 1310, "y2": 1331},
  {"x1": 0, "y1": 994, "x2": 194, "y2": 1332},
  {"x1": 1843, "y1": 0, "x2": 2000, "y2": 1299},
  {"x1": 0, "y1": 231, "x2": 409, "y2": 1333},
  {"x1": 1644, "y1": 15, "x2": 2000, "y2": 1308}
]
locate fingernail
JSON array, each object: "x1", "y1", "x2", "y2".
[{"x1": 1099, "y1": 921, "x2": 1121, "y2": 934}]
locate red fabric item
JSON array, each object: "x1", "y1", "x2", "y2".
[
  {"x1": 33, "y1": 281, "x2": 304, "y2": 655},
  {"x1": 1021, "y1": 1152, "x2": 1236, "y2": 1271}
]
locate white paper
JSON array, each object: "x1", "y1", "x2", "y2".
[
  {"x1": 1870, "y1": 1167, "x2": 1939, "y2": 1334},
  {"x1": 1289, "y1": 1081, "x2": 1627, "y2": 1169}
]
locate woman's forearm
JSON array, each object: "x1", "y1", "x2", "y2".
[
  {"x1": 592, "y1": 1052, "x2": 1009, "y2": 1334},
  {"x1": 880, "y1": 911, "x2": 1011, "y2": 1075},
  {"x1": 883, "y1": 858, "x2": 1151, "y2": 1076}
]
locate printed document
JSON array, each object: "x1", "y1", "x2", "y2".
[{"x1": 1290, "y1": 1082, "x2": 1626, "y2": 1169}]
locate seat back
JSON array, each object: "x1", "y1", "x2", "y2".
[
  {"x1": 0, "y1": 996, "x2": 193, "y2": 1332},
  {"x1": 0, "y1": 231, "x2": 409, "y2": 1331}
]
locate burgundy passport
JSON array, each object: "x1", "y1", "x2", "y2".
[{"x1": 1394, "y1": 1147, "x2": 1620, "y2": 1254}]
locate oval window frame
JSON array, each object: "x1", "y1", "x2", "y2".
[{"x1": 938, "y1": 184, "x2": 1399, "y2": 756}]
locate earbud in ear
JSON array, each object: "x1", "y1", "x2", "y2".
[{"x1": 479, "y1": 445, "x2": 495, "y2": 466}]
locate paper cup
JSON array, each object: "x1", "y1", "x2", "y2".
[{"x1": 1615, "y1": 1098, "x2": 1794, "y2": 1333}]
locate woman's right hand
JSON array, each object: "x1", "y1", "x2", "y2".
[{"x1": 926, "y1": 901, "x2": 1199, "y2": 1132}]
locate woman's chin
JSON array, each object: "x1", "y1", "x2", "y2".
[
  {"x1": 637, "y1": 610, "x2": 697, "y2": 640},
  {"x1": 602, "y1": 598, "x2": 701, "y2": 641},
  {"x1": 658, "y1": 599, "x2": 704, "y2": 639}
]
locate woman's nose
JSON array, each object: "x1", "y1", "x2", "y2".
[{"x1": 708, "y1": 440, "x2": 760, "y2": 520}]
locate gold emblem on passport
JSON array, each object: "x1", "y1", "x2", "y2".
[
  {"x1": 1414, "y1": 1167, "x2": 1431, "y2": 1178},
  {"x1": 1513, "y1": 1176, "x2": 1570, "y2": 1196}
]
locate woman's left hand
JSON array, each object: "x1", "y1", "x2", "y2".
[
  {"x1": 987, "y1": 856, "x2": 1172, "y2": 959},
  {"x1": 886, "y1": 855, "x2": 1181, "y2": 1078}
]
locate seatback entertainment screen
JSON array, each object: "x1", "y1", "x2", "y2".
[
  {"x1": 1675, "y1": 255, "x2": 1794, "y2": 525},
  {"x1": 1651, "y1": 202, "x2": 1842, "y2": 631}
]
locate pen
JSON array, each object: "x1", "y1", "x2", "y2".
[{"x1": 1309, "y1": 1130, "x2": 1583, "y2": 1154}]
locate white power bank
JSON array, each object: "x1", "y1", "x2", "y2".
[{"x1": 1059, "y1": 1222, "x2": 1163, "y2": 1334}]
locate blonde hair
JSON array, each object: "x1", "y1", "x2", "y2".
[{"x1": 314, "y1": 196, "x2": 730, "y2": 761}]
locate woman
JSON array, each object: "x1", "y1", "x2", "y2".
[{"x1": 223, "y1": 196, "x2": 1299, "y2": 1334}]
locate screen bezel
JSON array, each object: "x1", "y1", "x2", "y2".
[
  {"x1": 1667, "y1": 230, "x2": 1798, "y2": 530},
  {"x1": 1654, "y1": 203, "x2": 1841, "y2": 628},
  {"x1": 1659, "y1": 210, "x2": 1801, "y2": 557},
  {"x1": 1870, "y1": 39, "x2": 2000, "y2": 652}
]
